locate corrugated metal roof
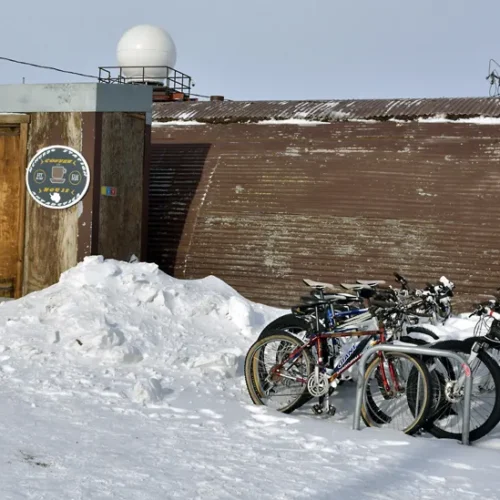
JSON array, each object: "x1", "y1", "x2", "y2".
[{"x1": 152, "y1": 97, "x2": 500, "y2": 123}]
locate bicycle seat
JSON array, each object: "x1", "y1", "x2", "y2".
[
  {"x1": 356, "y1": 279, "x2": 386, "y2": 286},
  {"x1": 292, "y1": 300, "x2": 330, "y2": 314},
  {"x1": 303, "y1": 278, "x2": 335, "y2": 290},
  {"x1": 335, "y1": 292, "x2": 359, "y2": 299},
  {"x1": 300, "y1": 294, "x2": 350, "y2": 305},
  {"x1": 324, "y1": 294, "x2": 351, "y2": 301},
  {"x1": 340, "y1": 283, "x2": 367, "y2": 290}
]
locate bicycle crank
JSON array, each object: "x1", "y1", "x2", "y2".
[{"x1": 307, "y1": 371, "x2": 330, "y2": 397}]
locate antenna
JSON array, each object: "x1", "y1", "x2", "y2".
[{"x1": 486, "y1": 59, "x2": 500, "y2": 96}]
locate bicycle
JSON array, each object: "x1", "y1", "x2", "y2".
[
  {"x1": 256, "y1": 277, "x2": 371, "y2": 343},
  {"x1": 256, "y1": 273, "x2": 450, "y2": 376},
  {"x1": 257, "y1": 273, "x2": 452, "y2": 343},
  {"x1": 406, "y1": 299, "x2": 500, "y2": 442},
  {"x1": 245, "y1": 295, "x2": 433, "y2": 435}
]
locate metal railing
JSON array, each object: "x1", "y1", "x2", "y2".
[
  {"x1": 98, "y1": 66, "x2": 193, "y2": 96},
  {"x1": 352, "y1": 344, "x2": 473, "y2": 445}
]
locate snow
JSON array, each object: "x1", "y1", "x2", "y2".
[
  {"x1": 255, "y1": 118, "x2": 329, "y2": 125},
  {"x1": 152, "y1": 113, "x2": 500, "y2": 127},
  {"x1": 1, "y1": 256, "x2": 500, "y2": 499},
  {"x1": 152, "y1": 121, "x2": 205, "y2": 126},
  {"x1": 151, "y1": 116, "x2": 500, "y2": 127},
  {"x1": 415, "y1": 116, "x2": 500, "y2": 124}
]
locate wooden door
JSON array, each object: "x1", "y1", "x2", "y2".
[{"x1": 0, "y1": 124, "x2": 25, "y2": 298}]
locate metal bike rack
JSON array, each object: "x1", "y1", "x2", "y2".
[{"x1": 352, "y1": 344, "x2": 473, "y2": 445}]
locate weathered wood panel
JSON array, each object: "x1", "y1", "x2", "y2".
[
  {"x1": 0, "y1": 114, "x2": 29, "y2": 124},
  {"x1": 98, "y1": 113, "x2": 144, "y2": 261},
  {"x1": 15, "y1": 123, "x2": 28, "y2": 298},
  {"x1": 23, "y1": 113, "x2": 82, "y2": 294},
  {"x1": 0, "y1": 125, "x2": 21, "y2": 297},
  {"x1": 141, "y1": 123, "x2": 151, "y2": 261},
  {"x1": 151, "y1": 122, "x2": 500, "y2": 310}
]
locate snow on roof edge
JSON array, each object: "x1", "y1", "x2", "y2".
[
  {"x1": 153, "y1": 115, "x2": 500, "y2": 126},
  {"x1": 152, "y1": 120, "x2": 205, "y2": 126}
]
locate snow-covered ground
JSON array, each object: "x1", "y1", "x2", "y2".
[{"x1": 1, "y1": 256, "x2": 500, "y2": 499}]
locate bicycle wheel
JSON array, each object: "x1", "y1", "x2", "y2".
[
  {"x1": 244, "y1": 331, "x2": 314, "y2": 413},
  {"x1": 423, "y1": 339, "x2": 500, "y2": 442},
  {"x1": 259, "y1": 315, "x2": 337, "y2": 375},
  {"x1": 405, "y1": 326, "x2": 440, "y2": 343},
  {"x1": 258, "y1": 314, "x2": 310, "y2": 341},
  {"x1": 361, "y1": 352, "x2": 431, "y2": 435}
]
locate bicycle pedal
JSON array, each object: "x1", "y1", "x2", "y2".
[{"x1": 312, "y1": 404, "x2": 324, "y2": 415}]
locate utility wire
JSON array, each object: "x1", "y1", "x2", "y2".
[
  {"x1": 0, "y1": 55, "x2": 228, "y2": 100},
  {"x1": 0, "y1": 55, "x2": 99, "y2": 80}
]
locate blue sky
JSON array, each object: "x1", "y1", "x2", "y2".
[{"x1": 1, "y1": 0, "x2": 499, "y2": 100}]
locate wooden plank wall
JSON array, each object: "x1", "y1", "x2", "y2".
[
  {"x1": 23, "y1": 113, "x2": 81, "y2": 294},
  {"x1": 0, "y1": 124, "x2": 21, "y2": 297},
  {"x1": 0, "y1": 115, "x2": 28, "y2": 298},
  {"x1": 98, "y1": 112, "x2": 145, "y2": 261}
]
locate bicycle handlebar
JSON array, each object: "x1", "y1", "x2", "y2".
[{"x1": 469, "y1": 301, "x2": 500, "y2": 319}]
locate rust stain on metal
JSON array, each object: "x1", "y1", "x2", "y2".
[{"x1": 150, "y1": 121, "x2": 500, "y2": 311}]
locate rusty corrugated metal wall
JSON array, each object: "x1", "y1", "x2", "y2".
[{"x1": 150, "y1": 121, "x2": 500, "y2": 310}]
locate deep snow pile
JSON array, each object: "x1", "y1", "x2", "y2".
[
  {"x1": 0, "y1": 256, "x2": 282, "y2": 405},
  {"x1": 0, "y1": 256, "x2": 499, "y2": 499}
]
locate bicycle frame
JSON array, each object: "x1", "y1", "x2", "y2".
[
  {"x1": 267, "y1": 322, "x2": 406, "y2": 408},
  {"x1": 296, "y1": 300, "x2": 370, "y2": 334},
  {"x1": 279, "y1": 325, "x2": 386, "y2": 384}
]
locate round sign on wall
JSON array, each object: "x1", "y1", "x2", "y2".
[{"x1": 26, "y1": 145, "x2": 90, "y2": 209}]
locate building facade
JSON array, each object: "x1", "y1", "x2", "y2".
[{"x1": 148, "y1": 97, "x2": 500, "y2": 309}]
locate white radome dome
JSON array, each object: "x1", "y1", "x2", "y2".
[{"x1": 116, "y1": 24, "x2": 177, "y2": 82}]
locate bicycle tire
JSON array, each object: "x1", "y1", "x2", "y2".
[
  {"x1": 361, "y1": 352, "x2": 432, "y2": 435},
  {"x1": 405, "y1": 326, "x2": 440, "y2": 342},
  {"x1": 423, "y1": 339, "x2": 500, "y2": 442},
  {"x1": 258, "y1": 314, "x2": 310, "y2": 341},
  {"x1": 244, "y1": 331, "x2": 314, "y2": 414}
]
